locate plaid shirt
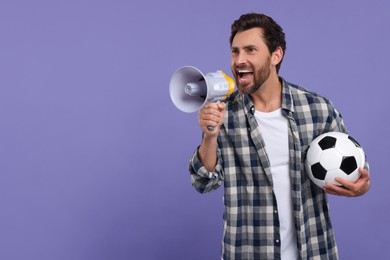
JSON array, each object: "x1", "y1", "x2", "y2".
[{"x1": 189, "y1": 78, "x2": 350, "y2": 260}]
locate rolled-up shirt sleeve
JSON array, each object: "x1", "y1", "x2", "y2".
[{"x1": 189, "y1": 146, "x2": 224, "y2": 194}]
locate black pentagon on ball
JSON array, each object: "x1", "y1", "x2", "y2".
[
  {"x1": 311, "y1": 162, "x2": 327, "y2": 180},
  {"x1": 340, "y1": 156, "x2": 358, "y2": 175},
  {"x1": 318, "y1": 136, "x2": 337, "y2": 150}
]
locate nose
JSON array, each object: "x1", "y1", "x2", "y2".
[{"x1": 234, "y1": 52, "x2": 248, "y2": 66}]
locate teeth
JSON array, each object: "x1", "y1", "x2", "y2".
[{"x1": 238, "y1": 69, "x2": 253, "y2": 73}]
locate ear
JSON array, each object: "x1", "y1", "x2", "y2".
[{"x1": 271, "y1": 47, "x2": 283, "y2": 66}]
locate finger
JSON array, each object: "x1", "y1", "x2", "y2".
[
  {"x1": 200, "y1": 110, "x2": 222, "y2": 124},
  {"x1": 217, "y1": 103, "x2": 226, "y2": 122},
  {"x1": 334, "y1": 177, "x2": 354, "y2": 189},
  {"x1": 217, "y1": 102, "x2": 226, "y2": 111},
  {"x1": 203, "y1": 102, "x2": 219, "y2": 111},
  {"x1": 201, "y1": 102, "x2": 225, "y2": 119},
  {"x1": 199, "y1": 115, "x2": 220, "y2": 134},
  {"x1": 357, "y1": 167, "x2": 371, "y2": 193},
  {"x1": 358, "y1": 167, "x2": 370, "y2": 179},
  {"x1": 323, "y1": 187, "x2": 345, "y2": 196},
  {"x1": 199, "y1": 105, "x2": 219, "y2": 122},
  {"x1": 334, "y1": 167, "x2": 369, "y2": 189},
  {"x1": 199, "y1": 113, "x2": 220, "y2": 123},
  {"x1": 323, "y1": 183, "x2": 353, "y2": 197},
  {"x1": 330, "y1": 175, "x2": 370, "y2": 197},
  {"x1": 201, "y1": 109, "x2": 220, "y2": 122}
]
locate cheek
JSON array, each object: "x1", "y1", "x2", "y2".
[
  {"x1": 230, "y1": 61, "x2": 237, "y2": 75},
  {"x1": 230, "y1": 58, "x2": 236, "y2": 68}
]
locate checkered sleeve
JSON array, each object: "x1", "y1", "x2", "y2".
[
  {"x1": 326, "y1": 100, "x2": 348, "y2": 134},
  {"x1": 189, "y1": 146, "x2": 224, "y2": 194},
  {"x1": 326, "y1": 99, "x2": 370, "y2": 171}
]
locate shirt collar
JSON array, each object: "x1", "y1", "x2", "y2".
[
  {"x1": 280, "y1": 77, "x2": 295, "y2": 114},
  {"x1": 230, "y1": 77, "x2": 295, "y2": 116}
]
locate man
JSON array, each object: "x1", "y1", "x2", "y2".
[{"x1": 189, "y1": 13, "x2": 370, "y2": 259}]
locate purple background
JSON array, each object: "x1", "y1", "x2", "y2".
[{"x1": 0, "y1": 1, "x2": 388, "y2": 259}]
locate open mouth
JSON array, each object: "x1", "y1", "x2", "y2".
[{"x1": 237, "y1": 69, "x2": 254, "y2": 82}]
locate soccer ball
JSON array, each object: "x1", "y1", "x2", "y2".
[{"x1": 305, "y1": 132, "x2": 365, "y2": 188}]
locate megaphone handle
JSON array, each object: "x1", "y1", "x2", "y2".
[{"x1": 207, "y1": 125, "x2": 215, "y2": 131}]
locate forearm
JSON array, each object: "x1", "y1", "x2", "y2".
[{"x1": 198, "y1": 136, "x2": 218, "y2": 172}]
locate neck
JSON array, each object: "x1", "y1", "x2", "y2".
[{"x1": 250, "y1": 73, "x2": 282, "y2": 112}]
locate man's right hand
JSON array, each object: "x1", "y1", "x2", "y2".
[{"x1": 198, "y1": 102, "x2": 226, "y2": 137}]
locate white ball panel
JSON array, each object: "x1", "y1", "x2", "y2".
[
  {"x1": 334, "y1": 136, "x2": 358, "y2": 156},
  {"x1": 319, "y1": 149, "x2": 342, "y2": 170},
  {"x1": 354, "y1": 147, "x2": 366, "y2": 168},
  {"x1": 325, "y1": 169, "x2": 343, "y2": 186},
  {"x1": 306, "y1": 143, "x2": 322, "y2": 165}
]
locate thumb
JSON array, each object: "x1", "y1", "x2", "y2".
[
  {"x1": 217, "y1": 102, "x2": 226, "y2": 125},
  {"x1": 217, "y1": 102, "x2": 226, "y2": 112}
]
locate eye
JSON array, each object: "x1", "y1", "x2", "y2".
[{"x1": 231, "y1": 48, "x2": 239, "y2": 55}]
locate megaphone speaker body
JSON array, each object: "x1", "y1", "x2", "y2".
[{"x1": 169, "y1": 66, "x2": 235, "y2": 113}]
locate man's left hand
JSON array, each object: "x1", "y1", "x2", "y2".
[{"x1": 323, "y1": 168, "x2": 371, "y2": 197}]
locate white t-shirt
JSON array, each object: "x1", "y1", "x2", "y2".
[{"x1": 254, "y1": 108, "x2": 298, "y2": 260}]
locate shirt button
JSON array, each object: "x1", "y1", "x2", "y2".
[
  {"x1": 275, "y1": 239, "x2": 280, "y2": 244},
  {"x1": 274, "y1": 210, "x2": 278, "y2": 214}
]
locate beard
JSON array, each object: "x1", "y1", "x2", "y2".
[{"x1": 235, "y1": 56, "x2": 271, "y2": 95}]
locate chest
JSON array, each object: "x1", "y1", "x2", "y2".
[{"x1": 254, "y1": 109, "x2": 289, "y2": 168}]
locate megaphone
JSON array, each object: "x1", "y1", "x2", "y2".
[{"x1": 169, "y1": 66, "x2": 235, "y2": 114}]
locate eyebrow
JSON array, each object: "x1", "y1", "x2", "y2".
[{"x1": 231, "y1": 45, "x2": 258, "y2": 50}]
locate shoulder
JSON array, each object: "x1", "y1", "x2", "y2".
[
  {"x1": 282, "y1": 79, "x2": 336, "y2": 111},
  {"x1": 282, "y1": 78, "x2": 343, "y2": 122},
  {"x1": 282, "y1": 78, "x2": 347, "y2": 131}
]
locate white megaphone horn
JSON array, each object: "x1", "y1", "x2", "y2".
[{"x1": 169, "y1": 66, "x2": 235, "y2": 112}]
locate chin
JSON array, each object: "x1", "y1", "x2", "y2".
[{"x1": 240, "y1": 89, "x2": 254, "y2": 95}]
